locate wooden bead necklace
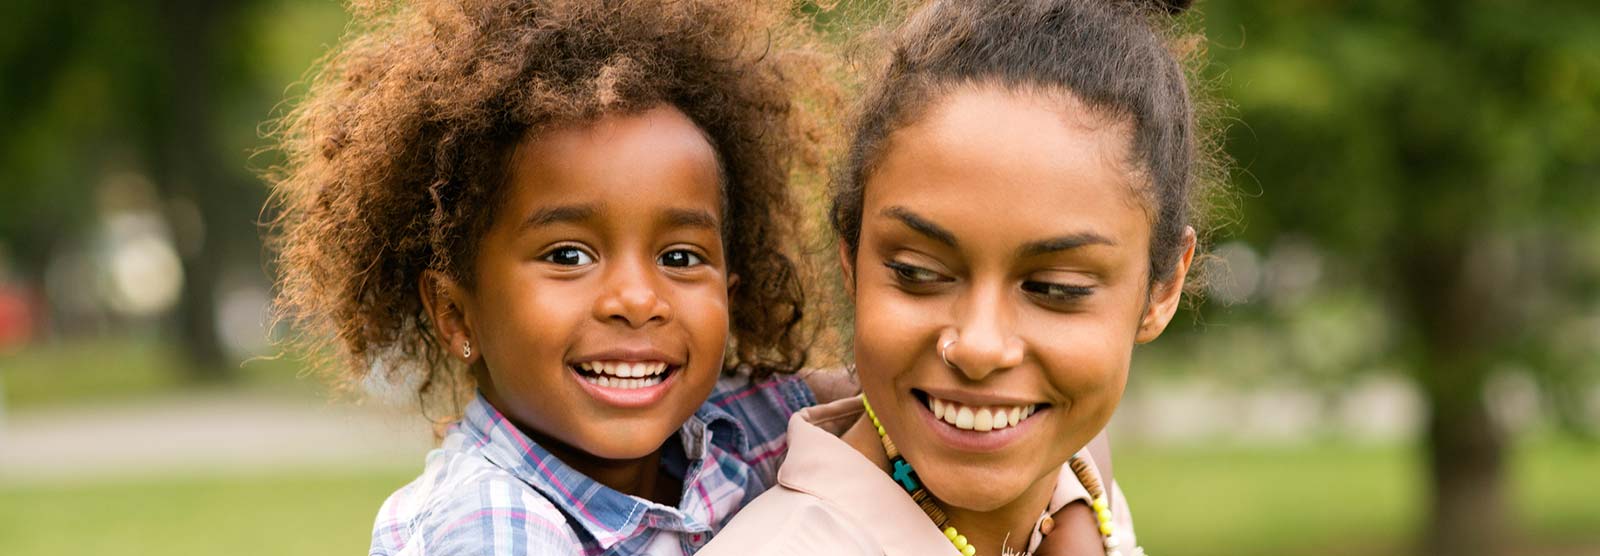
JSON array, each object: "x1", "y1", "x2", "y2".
[{"x1": 861, "y1": 395, "x2": 1146, "y2": 556}]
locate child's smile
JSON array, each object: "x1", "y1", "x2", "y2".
[{"x1": 436, "y1": 104, "x2": 731, "y2": 463}]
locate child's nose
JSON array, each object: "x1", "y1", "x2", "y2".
[{"x1": 593, "y1": 259, "x2": 671, "y2": 327}]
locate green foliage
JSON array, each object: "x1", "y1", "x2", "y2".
[{"x1": 1178, "y1": 0, "x2": 1600, "y2": 423}]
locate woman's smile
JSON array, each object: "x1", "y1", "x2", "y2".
[{"x1": 910, "y1": 387, "x2": 1053, "y2": 452}]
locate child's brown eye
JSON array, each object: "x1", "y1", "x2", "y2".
[
  {"x1": 658, "y1": 250, "x2": 703, "y2": 268},
  {"x1": 543, "y1": 247, "x2": 594, "y2": 266}
]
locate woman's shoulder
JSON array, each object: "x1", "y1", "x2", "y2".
[{"x1": 700, "y1": 486, "x2": 879, "y2": 556}]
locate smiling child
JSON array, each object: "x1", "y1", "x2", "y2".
[{"x1": 267, "y1": 1, "x2": 834, "y2": 554}]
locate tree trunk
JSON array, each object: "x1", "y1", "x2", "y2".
[
  {"x1": 1398, "y1": 239, "x2": 1512, "y2": 556},
  {"x1": 1419, "y1": 366, "x2": 1506, "y2": 556},
  {"x1": 154, "y1": 0, "x2": 241, "y2": 380}
]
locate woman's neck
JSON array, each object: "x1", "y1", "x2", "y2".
[{"x1": 842, "y1": 414, "x2": 1056, "y2": 556}]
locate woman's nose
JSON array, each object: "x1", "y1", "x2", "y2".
[{"x1": 943, "y1": 283, "x2": 1024, "y2": 380}]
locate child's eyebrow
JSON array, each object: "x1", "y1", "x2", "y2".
[
  {"x1": 1018, "y1": 232, "x2": 1116, "y2": 257},
  {"x1": 521, "y1": 203, "x2": 598, "y2": 230},
  {"x1": 881, "y1": 206, "x2": 957, "y2": 248},
  {"x1": 662, "y1": 208, "x2": 719, "y2": 231}
]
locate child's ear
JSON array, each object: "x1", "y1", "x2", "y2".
[
  {"x1": 837, "y1": 240, "x2": 857, "y2": 299},
  {"x1": 727, "y1": 273, "x2": 740, "y2": 294},
  {"x1": 419, "y1": 270, "x2": 478, "y2": 363},
  {"x1": 1136, "y1": 227, "x2": 1196, "y2": 344}
]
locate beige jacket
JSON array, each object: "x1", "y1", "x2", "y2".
[{"x1": 700, "y1": 397, "x2": 1137, "y2": 555}]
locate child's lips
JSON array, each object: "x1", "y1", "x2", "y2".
[{"x1": 568, "y1": 360, "x2": 680, "y2": 409}]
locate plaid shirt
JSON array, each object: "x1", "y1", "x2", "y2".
[{"x1": 370, "y1": 372, "x2": 815, "y2": 556}]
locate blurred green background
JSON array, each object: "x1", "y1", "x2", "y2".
[{"x1": 0, "y1": 1, "x2": 1596, "y2": 555}]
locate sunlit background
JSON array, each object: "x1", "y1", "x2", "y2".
[{"x1": 1, "y1": 1, "x2": 1596, "y2": 555}]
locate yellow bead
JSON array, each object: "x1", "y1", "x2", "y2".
[
  {"x1": 962, "y1": 545, "x2": 976, "y2": 556},
  {"x1": 1092, "y1": 497, "x2": 1109, "y2": 512},
  {"x1": 954, "y1": 534, "x2": 968, "y2": 548},
  {"x1": 944, "y1": 527, "x2": 959, "y2": 540},
  {"x1": 1100, "y1": 522, "x2": 1115, "y2": 536}
]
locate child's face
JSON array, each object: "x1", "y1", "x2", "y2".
[
  {"x1": 845, "y1": 86, "x2": 1189, "y2": 512},
  {"x1": 460, "y1": 105, "x2": 729, "y2": 460}
]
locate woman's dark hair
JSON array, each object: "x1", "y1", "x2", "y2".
[
  {"x1": 832, "y1": 0, "x2": 1220, "y2": 287},
  {"x1": 267, "y1": 0, "x2": 834, "y2": 411}
]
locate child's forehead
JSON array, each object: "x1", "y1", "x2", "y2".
[{"x1": 497, "y1": 105, "x2": 726, "y2": 223}]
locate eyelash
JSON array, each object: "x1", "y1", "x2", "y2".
[
  {"x1": 542, "y1": 246, "x2": 594, "y2": 266},
  {"x1": 1022, "y1": 281, "x2": 1094, "y2": 302},
  {"x1": 884, "y1": 261, "x2": 947, "y2": 285},
  {"x1": 886, "y1": 260, "x2": 1095, "y2": 304},
  {"x1": 658, "y1": 249, "x2": 705, "y2": 268},
  {"x1": 541, "y1": 246, "x2": 710, "y2": 270}
]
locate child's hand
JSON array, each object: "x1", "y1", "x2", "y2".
[
  {"x1": 1032, "y1": 501, "x2": 1102, "y2": 556},
  {"x1": 1034, "y1": 430, "x2": 1115, "y2": 556},
  {"x1": 799, "y1": 367, "x2": 861, "y2": 404}
]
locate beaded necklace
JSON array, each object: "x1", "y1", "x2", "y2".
[{"x1": 861, "y1": 395, "x2": 1144, "y2": 556}]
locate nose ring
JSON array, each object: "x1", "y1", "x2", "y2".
[{"x1": 939, "y1": 337, "x2": 959, "y2": 370}]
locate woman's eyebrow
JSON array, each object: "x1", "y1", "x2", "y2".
[
  {"x1": 1018, "y1": 232, "x2": 1116, "y2": 257},
  {"x1": 880, "y1": 206, "x2": 957, "y2": 248}
]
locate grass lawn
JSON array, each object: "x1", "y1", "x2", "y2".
[
  {"x1": 0, "y1": 469, "x2": 417, "y2": 556},
  {"x1": 1, "y1": 440, "x2": 1595, "y2": 556},
  {"x1": 1, "y1": 338, "x2": 326, "y2": 410}
]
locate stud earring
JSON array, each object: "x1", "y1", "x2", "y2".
[{"x1": 462, "y1": 340, "x2": 471, "y2": 359}]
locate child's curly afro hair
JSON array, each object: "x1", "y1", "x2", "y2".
[{"x1": 266, "y1": 0, "x2": 836, "y2": 411}]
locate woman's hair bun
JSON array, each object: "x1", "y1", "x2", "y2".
[{"x1": 1150, "y1": 0, "x2": 1194, "y2": 14}]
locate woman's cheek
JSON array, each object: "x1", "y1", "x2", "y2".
[{"x1": 1036, "y1": 323, "x2": 1132, "y2": 408}]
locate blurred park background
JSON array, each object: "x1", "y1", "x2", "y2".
[{"x1": 1, "y1": 0, "x2": 1596, "y2": 555}]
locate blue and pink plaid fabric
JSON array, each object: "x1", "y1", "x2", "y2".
[{"x1": 370, "y1": 372, "x2": 815, "y2": 556}]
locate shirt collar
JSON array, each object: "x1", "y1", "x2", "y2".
[
  {"x1": 775, "y1": 396, "x2": 1084, "y2": 555},
  {"x1": 455, "y1": 392, "x2": 752, "y2": 550},
  {"x1": 775, "y1": 397, "x2": 962, "y2": 555}
]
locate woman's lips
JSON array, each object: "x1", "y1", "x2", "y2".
[{"x1": 910, "y1": 389, "x2": 1048, "y2": 452}]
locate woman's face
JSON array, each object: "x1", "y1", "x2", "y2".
[{"x1": 847, "y1": 85, "x2": 1190, "y2": 512}]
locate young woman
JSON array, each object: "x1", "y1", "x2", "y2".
[{"x1": 701, "y1": 0, "x2": 1221, "y2": 554}]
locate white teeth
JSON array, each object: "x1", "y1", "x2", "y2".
[
  {"x1": 577, "y1": 361, "x2": 670, "y2": 378},
  {"x1": 924, "y1": 395, "x2": 1039, "y2": 432},
  {"x1": 955, "y1": 407, "x2": 974, "y2": 429},
  {"x1": 581, "y1": 373, "x2": 664, "y2": 390},
  {"x1": 973, "y1": 408, "x2": 994, "y2": 432}
]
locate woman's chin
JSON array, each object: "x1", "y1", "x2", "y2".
[{"x1": 918, "y1": 464, "x2": 1038, "y2": 513}]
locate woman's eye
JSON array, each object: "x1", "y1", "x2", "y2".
[
  {"x1": 1022, "y1": 281, "x2": 1093, "y2": 301},
  {"x1": 543, "y1": 247, "x2": 594, "y2": 266},
  {"x1": 658, "y1": 250, "x2": 704, "y2": 268},
  {"x1": 885, "y1": 261, "x2": 945, "y2": 284}
]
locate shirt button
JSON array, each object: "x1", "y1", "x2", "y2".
[{"x1": 690, "y1": 533, "x2": 704, "y2": 543}]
